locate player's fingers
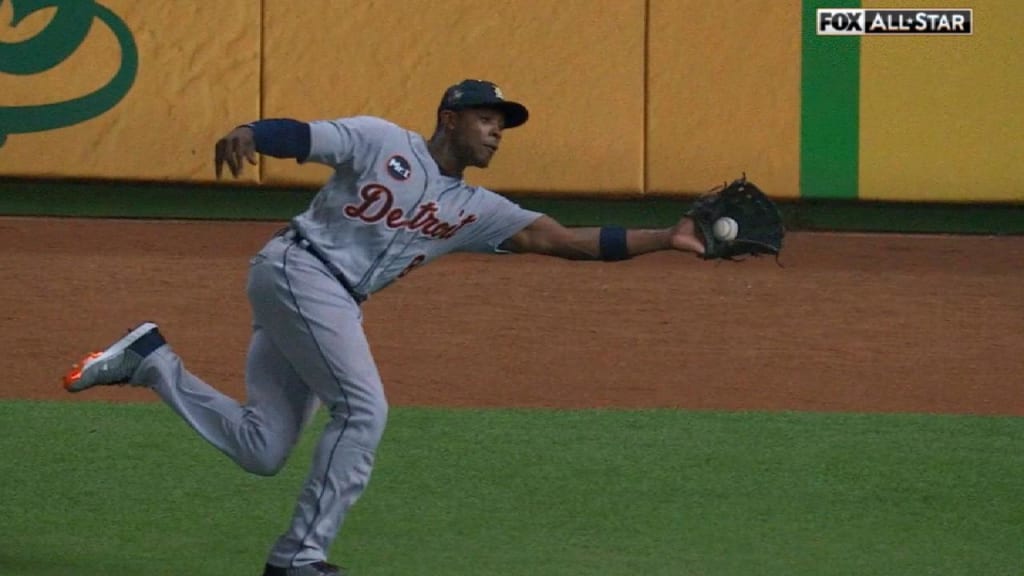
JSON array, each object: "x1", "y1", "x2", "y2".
[
  {"x1": 226, "y1": 138, "x2": 242, "y2": 177},
  {"x1": 214, "y1": 139, "x2": 227, "y2": 179},
  {"x1": 244, "y1": 145, "x2": 257, "y2": 166}
]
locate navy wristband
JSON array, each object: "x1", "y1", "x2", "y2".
[
  {"x1": 245, "y1": 118, "x2": 311, "y2": 161},
  {"x1": 599, "y1": 226, "x2": 630, "y2": 261}
]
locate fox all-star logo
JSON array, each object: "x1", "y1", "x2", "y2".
[
  {"x1": 0, "y1": 0, "x2": 138, "y2": 147},
  {"x1": 386, "y1": 155, "x2": 412, "y2": 181}
]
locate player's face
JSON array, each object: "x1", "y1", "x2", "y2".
[{"x1": 452, "y1": 107, "x2": 506, "y2": 168}]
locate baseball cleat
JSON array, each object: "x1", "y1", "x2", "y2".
[
  {"x1": 262, "y1": 561, "x2": 346, "y2": 576},
  {"x1": 62, "y1": 322, "x2": 166, "y2": 393}
]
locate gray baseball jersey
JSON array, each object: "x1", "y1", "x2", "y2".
[
  {"x1": 293, "y1": 115, "x2": 542, "y2": 298},
  {"x1": 135, "y1": 115, "x2": 542, "y2": 569}
]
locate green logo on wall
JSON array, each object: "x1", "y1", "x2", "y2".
[{"x1": 0, "y1": 0, "x2": 138, "y2": 147}]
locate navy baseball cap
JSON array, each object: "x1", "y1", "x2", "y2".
[{"x1": 438, "y1": 79, "x2": 529, "y2": 129}]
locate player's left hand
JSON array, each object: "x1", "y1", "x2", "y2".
[
  {"x1": 668, "y1": 216, "x2": 706, "y2": 255},
  {"x1": 214, "y1": 126, "x2": 257, "y2": 179}
]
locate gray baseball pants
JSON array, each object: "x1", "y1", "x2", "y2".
[{"x1": 134, "y1": 235, "x2": 388, "y2": 567}]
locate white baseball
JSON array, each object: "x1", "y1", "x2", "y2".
[{"x1": 712, "y1": 217, "x2": 738, "y2": 241}]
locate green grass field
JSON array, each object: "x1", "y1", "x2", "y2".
[{"x1": 1, "y1": 401, "x2": 1021, "y2": 576}]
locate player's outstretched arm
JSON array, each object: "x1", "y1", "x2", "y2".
[{"x1": 501, "y1": 215, "x2": 705, "y2": 261}]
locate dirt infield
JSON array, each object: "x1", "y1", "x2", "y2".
[{"x1": 2, "y1": 216, "x2": 1022, "y2": 415}]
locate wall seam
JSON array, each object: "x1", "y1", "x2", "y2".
[
  {"x1": 642, "y1": 0, "x2": 650, "y2": 196},
  {"x1": 258, "y1": 0, "x2": 266, "y2": 184}
]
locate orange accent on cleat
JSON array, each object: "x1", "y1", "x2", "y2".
[{"x1": 62, "y1": 352, "x2": 103, "y2": 390}]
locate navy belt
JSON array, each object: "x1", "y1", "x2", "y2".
[{"x1": 275, "y1": 226, "x2": 366, "y2": 304}]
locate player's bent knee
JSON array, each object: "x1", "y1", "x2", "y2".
[
  {"x1": 238, "y1": 446, "x2": 292, "y2": 477},
  {"x1": 244, "y1": 461, "x2": 284, "y2": 477},
  {"x1": 241, "y1": 455, "x2": 287, "y2": 477},
  {"x1": 329, "y1": 394, "x2": 389, "y2": 449},
  {"x1": 366, "y1": 397, "x2": 389, "y2": 443}
]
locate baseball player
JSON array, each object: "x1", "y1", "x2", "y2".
[{"x1": 62, "y1": 79, "x2": 708, "y2": 576}]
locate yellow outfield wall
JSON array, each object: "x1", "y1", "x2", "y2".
[
  {"x1": 859, "y1": 0, "x2": 1023, "y2": 202},
  {"x1": 0, "y1": 1, "x2": 261, "y2": 184},
  {"x1": 0, "y1": 1, "x2": 1020, "y2": 203},
  {"x1": 646, "y1": 0, "x2": 802, "y2": 199},
  {"x1": 260, "y1": 0, "x2": 646, "y2": 195}
]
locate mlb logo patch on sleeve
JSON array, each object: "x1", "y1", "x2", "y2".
[{"x1": 387, "y1": 155, "x2": 412, "y2": 181}]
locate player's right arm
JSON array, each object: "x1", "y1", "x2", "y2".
[
  {"x1": 214, "y1": 116, "x2": 385, "y2": 178},
  {"x1": 502, "y1": 215, "x2": 706, "y2": 260},
  {"x1": 460, "y1": 189, "x2": 706, "y2": 259}
]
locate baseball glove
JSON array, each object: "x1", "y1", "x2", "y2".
[{"x1": 686, "y1": 175, "x2": 785, "y2": 261}]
